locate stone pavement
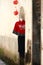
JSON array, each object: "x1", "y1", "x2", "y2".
[{"x1": 0, "y1": 60, "x2": 6, "y2": 65}]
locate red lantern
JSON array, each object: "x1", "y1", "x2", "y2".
[
  {"x1": 13, "y1": 0, "x2": 18, "y2": 5},
  {"x1": 14, "y1": 10, "x2": 18, "y2": 15}
]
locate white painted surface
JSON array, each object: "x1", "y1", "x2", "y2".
[
  {"x1": 0, "y1": 35, "x2": 18, "y2": 54},
  {"x1": 41, "y1": 50, "x2": 43, "y2": 65},
  {"x1": 0, "y1": 0, "x2": 32, "y2": 53},
  {"x1": 41, "y1": 0, "x2": 43, "y2": 65}
]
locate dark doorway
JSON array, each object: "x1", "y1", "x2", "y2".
[{"x1": 32, "y1": 0, "x2": 41, "y2": 65}]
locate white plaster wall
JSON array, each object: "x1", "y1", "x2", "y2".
[
  {"x1": 41, "y1": 0, "x2": 43, "y2": 65},
  {"x1": 0, "y1": 0, "x2": 32, "y2": 53},
  {"x1": 0, "y1": 35, "x2": 18, "y2": 54}
]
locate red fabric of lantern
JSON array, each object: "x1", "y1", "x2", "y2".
[
  {"x1": 13, "y1": 0, "x2": 18, "y2": 5},
  {"x1": 14, "y1": 10, "x2": 18, "y2": 15}
]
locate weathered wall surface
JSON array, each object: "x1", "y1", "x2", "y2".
[{"x1": 0, "y1": 35, "x2": 18, "y2": 55}]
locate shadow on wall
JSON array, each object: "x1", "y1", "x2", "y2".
[{"x1": 25, "y1": 40, "x2": 31, "y2": 64}]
